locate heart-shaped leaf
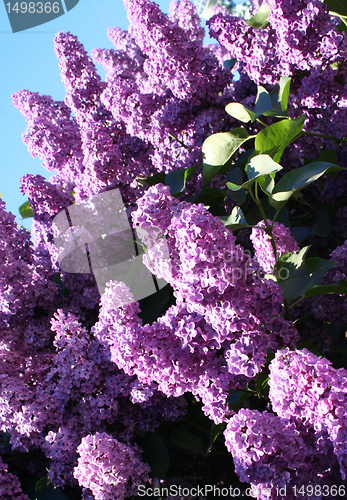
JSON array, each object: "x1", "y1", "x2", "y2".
[
  {"x1": 165, "y1": 164, "x2": 199, "y2": 194},
  {"x1": 220, "y1": 207, "x2": 250, "y2": 230},
  {"x1": 276, "y1": 248, "x2": 337, "y2": 300},
  {"x1": 270, "y1": 162, "x2": 346, "y2": 209},
  {"x1": 143, "y1": 432, "x2": 171, "y2": 479},
  {"x1": 245, "y1": 2, "x2": 270, "y2": 28},
  {"x1": 255, "y1": 115, "x2": 306, "y2": 163},
  {"x1": 19, "y1": 200, "x2": 34, "y2": 219},
  {"x1": 170, "y1": 428, "x2": 206, "y2": 456},
  {"x1": 202, "y1": 128, "x2": 251, "y2": 187},
  {"x1": 302, "y1": 279, "x2": 347, "y2": 299},
  {"x1": 254, "y1": 86, "x2": 272, "y2": 116},
  {"x1": 137, "y1": 172, "x2": 166, "y2": 187},
  {"x1": 225, "y1": 103, "x2": 256, "y2": 123},
  {"x1": 227, "y1": 154, "x2": 282, "y2": 191}
]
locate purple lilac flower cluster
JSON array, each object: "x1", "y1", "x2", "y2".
[
  {"x1": 224, "y1": 408, "x2": 341, "y2": 498},
  {"x1": 0, "y1": 201, "x2": 184, "y2": 487},
  {"x1": 74, "y1": 433, "x2": 150, "y2": 500},
  {"x1": 208, "y1": 0, "x2": 346, "y2": 85},
  {"x1": 269, "y1": 348, "x2": 347, "y2": 480},
  {"x1": 92, "y1": 184, "x2": 298, "y2": 423},
  {"x1": 6, "y1": 0, "x2": 347, "y2": 496},
  {"x1": 250, "y1": 220, "x2": 299, "y2": 274},
  {"x1": 208, "y1": 0, "x2": 347, "y2": 201},
  {"x1": 0, "y1": 457, "x2": 30, "y2": 500}
]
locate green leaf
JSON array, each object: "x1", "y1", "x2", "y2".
[
  {"x1": 227, "y1": 154, "x2": 282, "y2": 191},
  {"x1": 223, "y1": 58, "x2": 237, "y2": 70},
  {"x1": 324, "y1": 0, "x2": 347, "y2": 16},
  {"x1": 226, "y1": 87, "x2": 272, "y2": 123},
  {"x1": 225, "y1": 103, "x2": 257, "y2": 123},
  {"x1": 246, "y1": 154, "x2": 282, "y2": 180},
  {"x1": 254, "y1": 86, "x2": 272, "y2": 116},
  {"x1": 270, "y1": 162, "x2": 346, "y2": 209},
  {"x1": 143, "y1": 432, "x2": 171, "y2": 479},
  {"x1": 279, "y1": 77, "x2": 291, "y2": 112},
  {"x1": 227, "y1": 167, "x2": 244, "y2": 185},
  {"x1": 191, "y1": 188, "x2": 226, "y2": 206},
  {"x1": 227, "y1": 391, "x2": 250, "y2": 411},
  {"x1": 137, "y1": 172, "x2": 166, "y2": 187},
  {"x1": 316, "y1": 148, "x2": 338, "y2": 164},
  {"x1": 207, "y1": 422, "x2": 226, "y2": 454},
  {"x1": 0, "y1": 432, "x2": 10, "y2": 450},
  {"x1": 19, "y1": 200, "x2": 34, "y2": 219},
  {"x1": 165, "y1": 164, "x2": 199, "y2": 195},
  {"x1": 311, "y1": 210, "x2": 331, "y2": 237},
  {"x1": 291, "y1": 211, "x2": 331, "y2": 242},
  {"x1": 255, "y1": 115, "x2": 306, "y2": 163},
  {"x1": 330, "y1": 322, "x2": 347, "y2": 353},
  {"x1": 202, "y1": 128, "x2": 251, "y2": 187},
  {"x1": 291, "y1": 226, "x2": 313, "y2": 243},
  {"x1": 255, "y1": 368, "x2": 270, "y2": 396},
  {"x1": 170, "y1": 428, "x2": 206, "y2": 456},
  {"x1": 220, "y1": 206, "x2": 250, "y2": 230},
  {"x1": 276, "y1": 248, "x2": 337, "y2": 300},
  {"x1": 302, "y1": 279, "x2": 347, "y2": 299},
  {"x1": 226, "y1": 168, "x2": 247, "y2": 204},
  {"x1": 263, "y1": 77, "x2": 291, "y2": 118},
  {"x1": 245, "y1": 2, "x2": 270, "y2": 28},
  {"x1": 35, "y1": 477, "x2": 70, "y2": 500},
  {"x1": 258, "y1": 173, "x2": 275, "y2": 195}
]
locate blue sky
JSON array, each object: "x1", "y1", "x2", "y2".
[
  {"x1": 0, "y1": 0, "x2": 233, "y2": 228},
  {"x1": 0, "y1": 0, "x2": 174, "y2": 228}
]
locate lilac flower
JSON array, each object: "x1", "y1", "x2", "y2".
[
  {"x1": 269, "y1": 348, "x2": 347, "y2": 479},
  {"x1": 123, "y1": 0, "x2": 230, "y2": 104},
  {"x1": 225, "y1": 408, "x2": 341, "y2": 497},
  {"x1": 0, "y1": 457, "x2": 30, "y2": 500},
  {"x1": 12, "y1": 90, "x2": 83, "y2": 183},
  {"x1": 250, "y1": 220, "x2": 299, "y2": 274},
  {"x1": 169, "y1": 0, "x2": 205, "y2": 43},
  {"x1": 74, "y1": 432, "x2": 150, "y2": 500},
  {"x1": 208, "y1": 0, "x2": 346, "y2": 85}
]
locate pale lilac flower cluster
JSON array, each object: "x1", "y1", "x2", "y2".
[
  {"x1": 74, "y1": 432, "x2": 150, "y2": 500},
  {"x1": 250, "y1": 220, "x2": 299, "y2": 274},
  {"x1": 169, "y1": 0, "x2": 205, "y2": 43},
  {"x1": 7, "y1": 0, "x2": 347, "y2": 494},
  {"x1": 208, "y1": 0, "x2": 346, "y2": 85},
  {"x1": 123, "y1": 0, "x2": 228, "y2": 104},
  {"x1": 224, "y1": 409, "x2": 309, "y2": 497},
  {"x1": 224, "y1": 408, "x2": 341, "y2": 498},
  {"x1": 12, "y1": 90, "x2": 83, "y2": 185},
  {"x1": 92, "y1": 185, "x2": 299, "y2": 423},
  {"x1": 0, "y1": 457, "x2": 30, "y2": 500},
  {"x1": 20, "y1": 174, "x2": 74, "y2": 224},
  {"x1": 40, "y1": 309, "x2": 185, "y2": 485},
  {"x1": 269, "y1": 348, "x2": 347, "y2": 479}
]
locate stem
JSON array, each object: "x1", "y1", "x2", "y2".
[
  {"x1": 329, "y1": 11, "x2": 347, "y2": 24},
  {"x1": 289, "y1": 297, "x2": 305, "y2": 309},
  {"x1": 301, "y1": 131, "x2": 338, "y2": 141},
  {"x1": 270, "y1": 207, "x2": 283, "y2": 228},
  {"x1": 251, "y1": 183, "x2": 279, "y2": 263},
  {"x1": 169, "y1": 132, "x2": 192, "y2": 152},
  {"x1": 250, "y1": 182, "x2": 291, "y2": 320},
  {"x1": 256, "y1": 118, "x2": 266, "y2": 127}
]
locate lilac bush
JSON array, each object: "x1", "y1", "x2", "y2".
[{"x1": 2, "y1": 0, "x2": 347, "y2": 498}]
